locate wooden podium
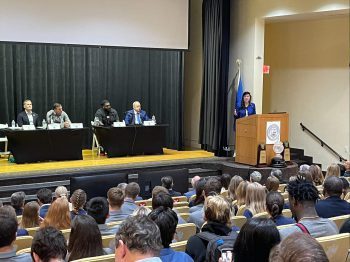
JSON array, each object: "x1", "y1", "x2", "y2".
[{"x1": 235, "y1": 113, "x2": 289, "y2": 166}]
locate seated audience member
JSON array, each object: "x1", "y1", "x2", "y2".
[
  {"x1": 298, "y1": 170, "x2": 314, "y2": 183},
  {"x1": 340, "y1": 177, "x2": 350, "y2": 199},
  {"x1": 309, "y1": 165, "x2": 324, "y2": 186},
  {"x1": 161, "y1": 176, "x2": 181, "y2": 197},
  {"x1": 234, "y1": 218, "x2": 280, "y2": 262},
  {"x1": 17, "y1": 99, "x2": 40, "y2": 127},
  {"x1": 10, "y1": 191, "x2": 26, "y2": 216},
  {"x1": 86, "y1": 197, "x2": 118, "y2": 235},
  {"x1": 188, "y1": 177, "x2": 222, "y2": 229},
  {"x1": 185, "y1": 176, "x2": 201, "y2": 199},
  {"x1": 1, "y1": 205, "x2": 29, "y2": 237},
  {"x1": 37, "y1": 188, "x2": 52, "y2": 218},
  {"x1": 149, "y1": 207, "x2": 193, "y2": 262},
  {"x1": 115, "y1": 216, "x2": 162, "y2": 262},
  {"x1": 186, "y1": 195, "x2": 237, "y2": 262},
  {"x1": 299, "y1": 164, "x2": 310, "y2": 172},
  {"x1": 0, "y1": 206, "x2": 32, "y2": 261},
  {"x1": 228, "y1": 175, "x2": 243, "y2": 202},
  {"x1": 54, "y1": 186, "x2": 69, "y2": 199},
  {"x1": 270, "y1": 169, "x2": 285, "y2": 184},
  {"x1": 19, "y1": 201, "x2": 41, "y2": 230},
  {"x1": 124, "y1": 101, "x2": 150, "y2": 125},
  {"x1": 249, "y1": 171, "x2": 262, "y2": 183},
  {"x1": 344, "y1": 160, "x2": 350, "y2": 177},
  {"x1": 152, "y1": 193, "x2": 186, "y2": 224},
  {"x1": 106, "y1": 187, "x2": 129, "y2": 223},
  {"x1": 220, "y1": 173, "x2": 232, "y2": 192},
  {"x1": 234, "y1": 180, "x2": 248, "y2": 213},
  {"x1": 265, "y1": 175, "x2": 280, "y2": 192},
  {"x1": 189, "y1": 178, "x2": 206, "y2": 212},
  {"x1": 340, "y1": 217, "x2": 350, "y2": 233},
  {"x1": 68, "y1": 215, "x2": 108, "y2": 261},
  {"x1": 269, "y1": 232, "x2": 328, "y2": 262},
  {"x1": 31, "y1": 227, "x2": 67, "y2": 262},
  {"x1": 279, "y1": 178, "x2": 338, "y2": 239},
  {"x1": 132, "y1": 206, "x2": 152, "y2": 217},
  {"x1": 70, "y1": 189, "x2": 87, "y2": 220},
  {"x1": 117, "y1": 183, "x2": 128, "y2": 193},
  {"x1": 266, "y1": 192, "x2": 295, "y2": 226},
  {"x1": 152, "y1": 186, "x2": 169, "y2": 199},
  {"x1": 315, "y1": 176, "x2": 350, "y2": 218},
  {"x1": 121, "y1": 182, "x2": 140, "y2": 215},
  {"x1": 41, "y1": 197, "x2": 70, "y2": 230},
  {"x1": 325, "y1": 163, "x2": 340, "y2": 179},
  {"x1": 243, "y1": 182, "x2": 267, "y2": 218},
  {"x1": 46, "y1": 103, "x2": 71, "y2": 128},
  {"x1": 94, "y1": 99, "x2": 119, "y2": 126}
]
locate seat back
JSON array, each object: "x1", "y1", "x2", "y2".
[
  {"x1": 231, "y1": 216, "x2": 247, "y2": 229},
  {"x1": 317, "y1": 233, "x2": 350, "y2": 262},
  {"x1": 106, "y1": 221, "x2": 123, "y2": 228},
  {"x1": 278, "y1": 184, "x2": 287, "y2": 192},
  {"x1": 282, "y1": 209, "x2": 292, "y2": 218},
  {"x1": 61, "y1": 228, "x2": 71, "y2": 240},
  {"x1": 189, "y1": 195, "x2": 196, "y2": 203},
  {"x1": 253, "y1": 212, "x2": 269, "y2": 218},
  {"x1": 236, "y1": 205, "x2": 246, "y2": 216},
  {"x1": 135, "y1": 199, "x2": 152, "y2": 207},
  {"x1": 16, "y1": 248, "x2": 31, "y2": 255},
  {"x1": 102, "y1": 235, "x2": 115, "y2": 248},
  {"x1": 173, "y1": 196, "x2": 187, "y2": 202},
  {"x1": 175, "y1": 223, "x2": 196, "y2": 242},
  {"x1": 221, "y1": 190, "x2": 228, "y2": 198},
  {"x1": 179, "y1": 213, "x2": 189, "y2": 222},
  {"x1": 173, "y1": 206, "x2": 189, "y2": 213},
  {"x1": 170, "y1": 240, "x2": 187, "y2": 252},
  {"x1": 174, "y1": 201, "x2": 189, "y2": 207},
  {"x1": 70, "y1": 254, "x2": 115, "y2": 262},
  {"x1": 329, "y1": 214, "x2": 350, "y2": 230},
  {"x1": 14, "y1": 236, "x2": 33, "y2": 251},
  {"x1": 26, "y1": 227, "x2": 40, "y2": 237}
]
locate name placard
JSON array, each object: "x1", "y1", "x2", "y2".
[
  {"x1": 48, "y1": 123, "x2": 61, "y2": 130},
  {"x1": 113, "y1": 121, "x2": 126, "y2": 127},
  {"x1": 22, "y1": 125, "x2": 36, "y2": 130},
  {"x1": 70, "y1": 123, "x2": 83, "y2": 129},
  {"x1": 143, "y1": 120, "x2": 156, "y2": 126}
]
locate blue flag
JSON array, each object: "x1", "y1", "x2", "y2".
[{"x1": 235, "y1": 73, "x2": 244, "y2": 110}]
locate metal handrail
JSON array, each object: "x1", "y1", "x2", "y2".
[{"x1": 300, "y1": 123, "x2": 347, "y2": 162}]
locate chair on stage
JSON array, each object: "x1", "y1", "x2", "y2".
[
  {"x1": 0, "y1": 124, "x2": 10, "y2": 159},
  {"x1": 91, "y1": 121, "x2": 101, "y2": 155}
]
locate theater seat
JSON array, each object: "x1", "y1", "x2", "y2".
[
  {"x1": 174, "y1": 206, "x2": 190, "y2": 213},
  {"x1": 170, "y1": 240, "x2": 187, "y2": 252},
  {"x1": 175, "y1": 223, "x2": 196, "y2": 242},
  {"x1": 282, "y1": 209, "x2": 292, "y2": 218},
  {"x1": 316, "y1": 233, "x2": 350, "y2": 262},
  {"x1": 14, "y1": 236, "x2": 33, "y2": 251},
  {"x1": 236, "y1": 205, "x2": 246, "y2": 216},
  {"x1": 70, "y1": 254, "x2": 115, "y2": 262},
  {"x1": 26, "y1": 226, "x2": 40, "y2": 237},
  {"x1": 329, "y1": 214, "x2": 350, "y2": 230},
  {"x1": 102, "y1": 235, "x2": 115, "y2": 249},
  {"x1": 231, "y1": 216, "x2": 247, "y2": 228},
  {"x1": 253, "y1": 212, "x2": 269, "y2": 218},
  {"x1": 16, "y1": 248, "x2": 31, "y2": 255}
]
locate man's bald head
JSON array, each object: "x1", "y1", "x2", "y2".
[
  {"x1": 191, "y1": 176, "x2": 201, "y2": 187},
  {"x1": 133, "y1": 101, "x2": 141, "y2": 113}
]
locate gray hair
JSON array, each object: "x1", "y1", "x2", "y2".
[
  {"x1": 250, "y1": 171, "x2": 262, "y2": 183},
  {"x1": 270, "y1": 169, "x2": 283, "y2": 182},
  {"x1": 299, "y1": 164, "x2": 310, "y2": 172},
  {"x1": 10, "y1": 191, "x2": 26, "y2": 209},
  {"x1": 115, "y1": 216, "x2": 162, "y2": 255}
]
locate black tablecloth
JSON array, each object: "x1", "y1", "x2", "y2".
[
  {"x1": 0, "y1": 128, "x2": 87, "y2": 164},
  {"x1": 93, "y1": 125, "x2": 168, "y2": 157}
]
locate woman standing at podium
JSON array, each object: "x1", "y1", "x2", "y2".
[{"x1": 234, "y1": 91, "x2": 256, "y2": 119}]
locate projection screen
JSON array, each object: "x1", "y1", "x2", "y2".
[{"x1": 0, "y1": 0, "x2": 189, "y2": 50}]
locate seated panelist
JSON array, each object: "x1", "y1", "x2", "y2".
[
  {"x1": 124, "y1": 101, "x2": 150, "y2": 125},
  {"x1": 94, "y1": 100, "x2": 119, "y2": 126},
  {"x1": 17, "y1": 99, "x2": 41, "y2": 127},
  {"x1": 46, "y1": 103, "x2": 71, "y2": 128}
]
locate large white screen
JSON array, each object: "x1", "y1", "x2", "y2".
[{"x1": 0, "y1": 0, "x2": 189, "y2": 49}]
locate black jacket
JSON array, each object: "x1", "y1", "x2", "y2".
[
  {"x1": 17, "y1": 111, "x2": 41, "y2": 127},
  {"x1": 315, "y1": 196, "x2": 350, "y2": 218}
]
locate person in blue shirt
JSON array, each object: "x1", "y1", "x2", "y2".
[
  {"x1": 149, "y1": 206, "x2": 193, "y2": 262},
  {"x1": 234, "y1": 91, "x2": 256, "y2": 119},
  {"x1": 266, "y1": 191, "x2": 295, "y2": 226},
  {"x1": 124, "y1": 101, "x2": 150, "y2": 125}
]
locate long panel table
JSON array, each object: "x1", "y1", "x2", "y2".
[
  {"x1": 93, "y1": 125, "x2": 168, "y2": 157},
  {"x1": 0, "y1": 128, "x2": 87, "y2": 164}
]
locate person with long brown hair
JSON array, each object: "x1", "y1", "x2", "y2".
[
  {"x1": 228, "y1": 175, "x2": 243, "y2": 202},
  {"x1": 234, "y1": 180, "x2": 248, "y2": 214},
  {"x1": 309, "y1": 165, "x2": 324, "y2": 186},
  {"x1": 243, "y1": 182, "x2": 267, "y2": 218},
  {"x1": 41, "y1": 197, "x2": 70, "y2": 230},
  {"x1": 19, "y1": 201, "x2": 41, "y2": 229},
  {"x1": 70, "y1": 189, "x2": 87, "y2": 220}
]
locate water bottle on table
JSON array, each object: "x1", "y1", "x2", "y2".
[
  {"x1": 11, "y1": 120, "x2": 15, "y2": 128},
  {"x1": 152, "y1": 115, "x2": 156, "y2": 125},
  {"x1": 42, "y1": 119, "x2": 47, "y2": 129}
]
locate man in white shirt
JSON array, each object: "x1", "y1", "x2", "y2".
[{"x1": 17, "y1": 99, "x2": 40, "y2": 127}]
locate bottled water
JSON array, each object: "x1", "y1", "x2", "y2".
[
  {"x1": 11, "y1": 120, "x2": 15, "y2": 128},
  {"x1": 42, "y1": 119, "x2": 47, "y2": 129},
  {"x1": 94, "y1": 116, "x2": 100, "y2": 126},
  {"x1": 152, "y1": 115, "x2": 156, "y2": 124}
]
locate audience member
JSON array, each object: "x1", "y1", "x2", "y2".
[
  {"x1": 161, "y1": 176, "x2": 181, "y2": 197},
  {"x1": 340, "y1": 217, "x2": 350, "y2": 233},
  {"x1": 68, "y1": 215, "x2": 108, "y2": 261},
  {"x1": 220, "y1": 173, "x2": 231, "y2": 191},
  {"x1": 19, "y1": 201, "x2": 41, "y2": 229},
  {"x1": 54, "y1": 186, "x2": 69, "y2": 199},
  {"x1": 152, "y1": 193, "x2": 186, "y2": 224},
  {"x1": 266, "y1": 192, "x2": 295, "y2": 226},
  {"x1": 340, "y1": 177, "x2": 350, "y2": 199},
  {"x1": 152, "y1": 186, "x2": 169, "y2": 199},
  {"x1": 186, "y1": 195, "x2": 236, "y2": 262},
  {"x1": 325, "y1": 163, "x2": 340, "y2": 179},
  {"x1": 41, "y1": 197, "x2": 70, "y2": 230},
  {"x1": 188, "y1": 177, "x2": 222, "y2": 229},
  {"x1": 10, "y1": 191, "x2": 26, "y2": 216},
  {"x1": 106, "y1": 187, "x2": 129, "y2": 223},
  {"x1": 279, "y1": 179, "x2": 338, "y2": 239},
  {"x1": 315, "y1": 176, "x2": 350, "y2": 218},
  {"x1": 228, "y1": 175, "x2": 243, "y2": 202},
  {"x1": 243, "y1": 182, "x2": 267, "y2": 218},
  {"x1": 37, "y1": 188, "x2": 52, "y2": 218},
  {"x1": 121, "y1": 182, "x2": 140, "y2": 215},
  {"x1": 265, "y1": 175, "x2": 280, "y2": 192},
  {"x1": 235, "y1": 181, "x2": 248, "y2": 208},
  {"x1": 298, "y1": 170, "x2": 313, "y2": 183},
  {"x1": 117, "y1": 182, "x2": 128, "y2": 193},
  {"x1": 185, "y1": 176, "x2": 201, "y2": 199},
  {"x1": 70, "y1": 189, "x2": 87, "y2": 220},
  {"x1": 132, "y1": 206, "x2": 152, "y2": 217},
  {"x1": 343, "y1": 160, "x2": 350, "y2": 177},
  {"x1": 249, "y1": 171, "x2": 262, "y2": 183},
  {"x1": 269, "y1": 232, "x2": 328, "y2": 262},
  {"x1": 0, "y1": 206, "x2": 31, "y2": 261},
  {"x1": 189, "y1": 178, "x2": 206, "y2": 211},
  {"x1": 86, "y1": 197, "x2": 118, "y2": 236},
  {"x1": 309, "y1": 165, "x2": 324, "y2": 186},
  {"x1": 299, "y1": 164, "x2": 310, "y2": 172},
  {"x1": 115, "y1": 216, "x2": 162, "y2": 262},
  {"x1": 234, "y1": 218, "x2": 280, "y2": 262},
  {"x1": 149, "y1": 207, "x2": 193, "y2": 262},
  {"x1": 270, "y1": 169, "x2": 284, "y2": 183}
]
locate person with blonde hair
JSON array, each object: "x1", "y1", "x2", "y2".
[
  {"x1": 20, "y1": 201, "x2": 41, "y2": 229},
  {"x1": 243, "y1": 182, "x2": 267, "y2": 218},
  {"x1": 325, "y1": 163, "x2": 340, "y2": 179},
  {"x1": 234, "y1": 180, "x2": 248, "y2": 214},
  {"x1": 228, "y1": 175, "x2": 243, "y2": 202},
  {"x1": 186, "y1": 195, "x2": 236, "y2": 262},
  {"x1": 309, "y1": 165, "x2": 324, "y2": 186},
  {"x1": 41, "y1": 197, "x2": 70, "y2": 230}
]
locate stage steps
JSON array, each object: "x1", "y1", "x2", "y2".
[{"x1": 290, "y1": 148, "x2": 322, "y2": 169}]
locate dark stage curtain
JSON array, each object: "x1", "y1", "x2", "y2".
[
  {"x1": 0, "y1": 43, "x2": 184, "y2": 149},
  {"x1": 199, "y1": 0, "x2": 230, "y2": 156}
]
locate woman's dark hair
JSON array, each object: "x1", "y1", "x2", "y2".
[
  {"x1": 68, "y1": 215, "x2": 105, "y2": 261},
  {"x1": 266, "y1": 192, "x2": 284, "y2": 221},
  {"x1": 233, "y1": 218, "x2": 280, "y2": 262},
  {"x1": 240, "y1": 91, "x2": 252, "y2": 108},
  {"x1": 220, "y1": 174, "x2": 231, "y2": 190},
  {"x1": 193, "y1": 178, "x2": 206, "y2": 206}
]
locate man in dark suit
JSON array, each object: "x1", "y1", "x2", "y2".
[
  {"x1": 17, "y1": 99, "x2": 41, "y2": 127},
  {"x1": 316, "y1": 176, "x2": 350, "y2": 218},
  {"x1": 124, "y1": 101, "x2": 150, "y2": 125}
]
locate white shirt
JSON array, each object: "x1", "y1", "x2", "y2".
[{"x1": 26, "y1": 111, "x2": 34, "y2": 125}]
